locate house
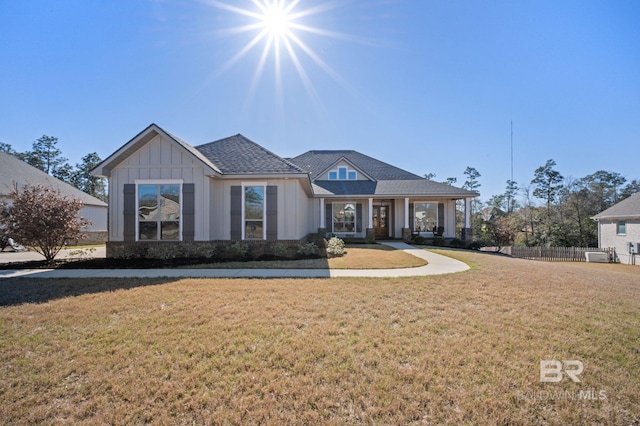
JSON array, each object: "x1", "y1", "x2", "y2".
[
  {"x1": 0, "y1": 151, "x2": 108, "y2": 243},
  {"x1": 91, "y1": 123, "x2": 478, "y2": 258},
  {"x1": 592, "y1": 192, "x2": 640, "y2": 265}
]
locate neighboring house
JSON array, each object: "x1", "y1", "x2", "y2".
[
  {"x1": 592, "y1": 192, "x2": 640, "y2": 265},
  {"x1": 0, "y1": 151, "x2": 108, "y2": 242},
  {"x1": 91, "y1": 123, "x2": 478, "y2": 258}
]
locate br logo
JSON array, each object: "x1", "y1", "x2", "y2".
[{"x1": 540, "y1": 360, "x2": 584, "y2": 383}]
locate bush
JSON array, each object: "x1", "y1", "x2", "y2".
[
  {"x1": 297, "y1": 242, "x2": 319, "y2": 258},
  {"x1": 412, "y1": 235, "x2": 426, "y2": 245},
  {"x1": 431, "y1": 237, "x2": 446, "y2": 247},
  {"x1": 189, "y1": 243, "x2": 218, "y2": 259},
  {"x1": 449, "y1": 238, "x2": 466, "y2": 248},
  {"x1": 147, "y1": 244, "x2": 177, "y2": 260},
  {"x1": 326, "y1": 237, "x2": 345, "y2": 257},
  {"x1": 228, "y1": 241, "x2": 250, "y2": 259},
  {"x1": 467, "y1": 241, "x2": 483, "y2": 250},
  {"x1": 270, "y1": 241, "x2": 289, "y2": 258}
]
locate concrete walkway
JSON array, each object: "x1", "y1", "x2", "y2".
[{"x1": 0, "y1": 242, "x2": 469, "y2": 279}]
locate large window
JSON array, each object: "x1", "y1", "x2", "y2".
[
  {"x1": 414, "y1": 203, "x2": 437, "y2": 232},
  {"x1": 333, "y1": 203, "x2": 356, "y2": 232},
  {"x1": 138, "y1": 183, "x2": 181, "y2": 240},
  {"x1": 244, "y1": 186, "x2": 265, "y2": 239},
  {"x1": 617, "y1": 221, "x2": 626, "y2": 235}
]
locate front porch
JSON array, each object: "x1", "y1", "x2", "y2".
[{"x1": 318, "y1": 197, "x2": 473, "y2": 243}]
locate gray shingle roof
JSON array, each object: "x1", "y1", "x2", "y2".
[
  {"x1": 592, "y1": 192, "x2": 640, "y2": 219},
  {"x1": 0, "y1": 152, "x2": 107, "y2": 207},
  {"x1": 312, "y1": 179, "x2": 478, "y2": 197},
  {"x1": 288, "y1": 150, "x2": 423, "y2": 181},
  {"x1": 196, "y1": 134, "x2": 305, "y2": 175}
]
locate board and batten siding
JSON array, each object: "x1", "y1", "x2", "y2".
[
  {"x1": 108, "y1": 134, "x2": 210, "y2": 241},
  {"x1": 210, "y1": 179, "x2": 313, "y2": 240}
]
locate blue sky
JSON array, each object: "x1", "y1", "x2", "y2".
[{"x1": 1, "y1": 0, "x2": 638, "y2": 200}]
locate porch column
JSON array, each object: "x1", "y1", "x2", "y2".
[
  {"x1": 365, "y1": 197, "x2": 375, "y2": 242},
  {"x1": 463, "y1": 197, "x2": 473, "y2": 241},
  {"x1": 319, "y1": 198, "x2": 325, "y2": 229},
  {"x1": 402, "y1": 197, "x2": 412, "y2": 242},
  {"x1": 465, "y1": 197, "x2": 471, "y2": 228},
  {"x1": 404, "y1": 198, "x2": 409, "y2": 228}
]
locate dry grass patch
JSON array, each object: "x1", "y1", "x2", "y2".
[
  {"x1": 184, "y1": 244, "x2": 426, "y2": 270},
  {"x1": 0, "y1": 252, "x2": 638, "y2": 424}
]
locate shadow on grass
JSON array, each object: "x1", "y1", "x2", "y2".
[{"x1": 0, "y1": 277, "x2": 178, "y2": 307}]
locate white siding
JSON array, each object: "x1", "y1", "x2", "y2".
[
  {"x1": 599, "y1": 219, "x2": 640, "y2": 265},
  {"x1": 108, "y1": 134, "x2": 210, "y2": 241}
]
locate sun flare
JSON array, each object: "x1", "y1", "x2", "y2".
[
  {"x1": 211, "y1": 0, "x2": 352, "y2": 105},
  {"x1": 261, "y1": 2, "x2": 291, "y2": 39}
]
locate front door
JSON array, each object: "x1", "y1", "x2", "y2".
[{"x1": 373, "y1": 203, "x2": 391, "y2": 238}]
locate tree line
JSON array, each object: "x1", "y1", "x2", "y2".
[
  {"x1": 428, "y1": 160, "x2": 640, "y2": 248},
  {"x1": 0, "y1": 135, "x2": 107, "y2": 202}
]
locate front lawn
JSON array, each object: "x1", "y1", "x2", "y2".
[{"x1": 1, "y1": 251, "x2": 638, "y2": 424}]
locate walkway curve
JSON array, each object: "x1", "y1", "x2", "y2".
[{"x1": 0, "y1": 243, "x2": 469, "y2": 279}]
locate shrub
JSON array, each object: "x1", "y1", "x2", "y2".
[
  {"x1": 190, "y1": 243, "x2": 218, "y2": 259},
  {"x1": 270, "y1": 241, "x2": 289, "y2": 258},
  {"x1": 467, "y1": 241, "x2": 483, "y2": 250},
  {"x1": 412, "y1": 235, "x2": 426, "y2": 245},
  {"x1": 431, "y1": 237, "x2": 445, "y2": 246},
  {"x1": 297, "y1": 242, "x2": 319, "y2": 258},
  {"x1": 449, "y1": 238, "x2": 465, "y2": 248},
  {"x1": 326, "y1": 237, "x2": 345, "y2": 257},
  {"x1": 147, "y1": 244, "x2": 177, "y2": 260},
  {"x1": 229, "y1": 241, "x2": 250, "y2": 259}
]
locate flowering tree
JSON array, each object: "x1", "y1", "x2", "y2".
[{"x1": 0, "y1": 184, "x2": 91, "y2": 262}]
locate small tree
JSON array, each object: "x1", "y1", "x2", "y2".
[{"x1": 0, "y1": 184, "x2": 91, "y2": 263}]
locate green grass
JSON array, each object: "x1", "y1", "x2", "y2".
[{"x1": 0, "y1": 251, "x2": 638, "y2": 424}]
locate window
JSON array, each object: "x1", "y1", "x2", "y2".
[
  {"x1": 338, "y1": 167, "x2": 347, "y2": 180},
  {"x1": 617, "y1": 221, "x2": 626, "y2": 235},
  {"x1": 414, "y1": 203, "x2": 437, "y2": 232},
  {"x1": 138, "y1": 183, "x2": 181, "y2": 240},
  {"x1": 244, "y1": 185, "x2": 265, "y2": 239},
  {"x1": 328, "y1": 166, "x2": 357, "y2": 180},
  {"x1": 333, "y1": 203, "x2": 356, "y2": 232}
]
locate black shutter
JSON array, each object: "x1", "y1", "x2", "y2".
[
  {"x1": 230, "y1": 186, "x2": 242, "y2": 240},
  {"x1": 123, "y1": 184, "x2": 136, "y2": 242},
  {"x1": 266, "y1": 186, "x2": 278, "y2": 241},
  {"x1": 409, "y1": 203, "x2": 414, "y2": 230},
  {"x1": 438, "y1": 203, "x2": 445, "y2": 228},
  {"x1": 325, "y1": 202, "x2": 332, "y2": 232},
  {"x1": 182, "y1": 183, "x2": 195, "y2": 241},
  {"x1": 356, "y1": 203, "x2": 363, "y2": 233}
]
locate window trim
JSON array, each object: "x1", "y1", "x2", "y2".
[
  {"x1": 332, "y1": 202, "x2": 357, "y2": 233},
  {"x1": 413, "y1": 201, "x2": 439, "y2": 233},
  {"x1": 617, "y1": 220, "x2": 626, "y2": 235},
  {"x1": 134, "y1": 179, "x2": 183, "y2": 242},
  {"x1": 241, "y1": 182, "x2": 267, "y2": 240}
]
